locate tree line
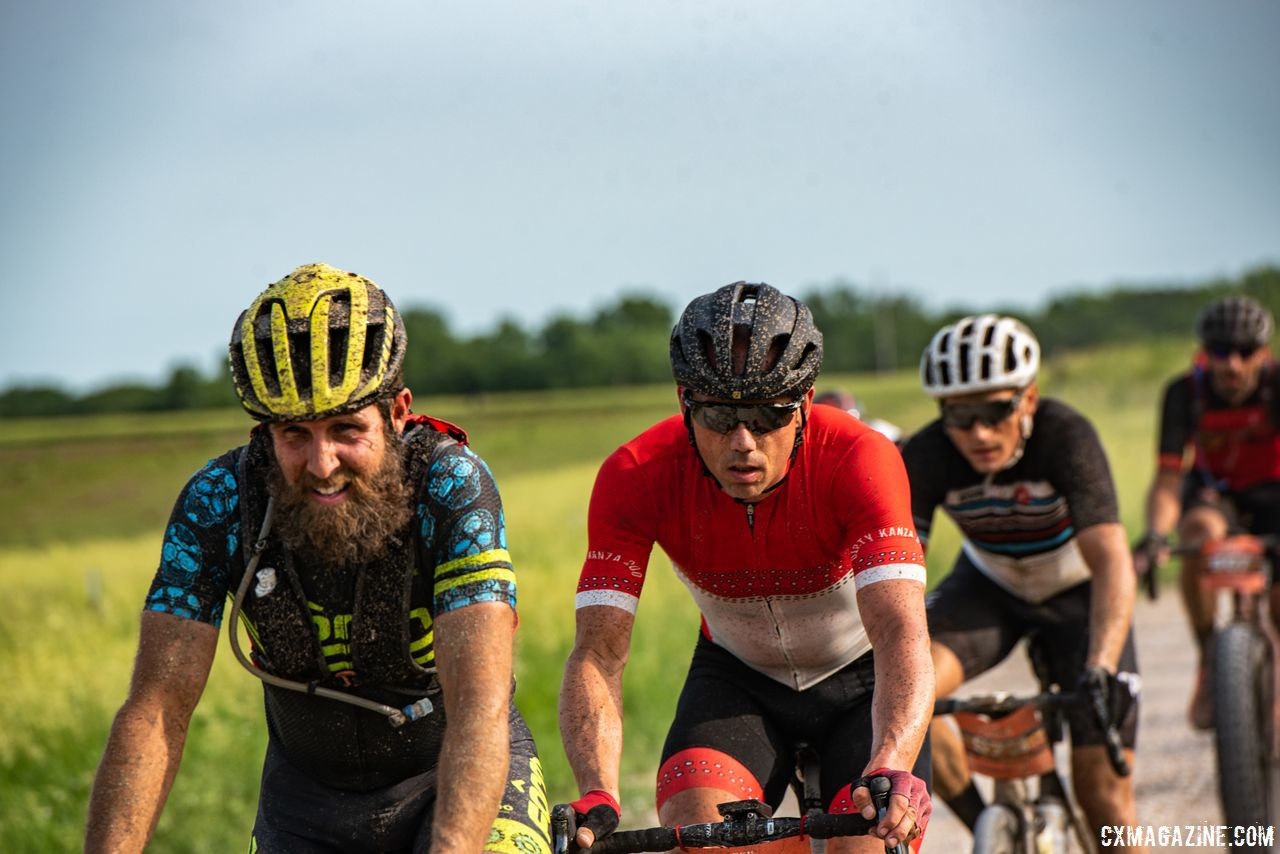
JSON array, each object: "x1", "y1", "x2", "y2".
[{"x1": 4, "y1": 264, "x2": 1277, "y2": 418}]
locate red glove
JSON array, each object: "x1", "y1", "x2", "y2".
[
  {"x1": 568, "y1": 789, "x2": 620, "y2": 850},
  {"x1": 852, "y1": 768, "x2": 931, "y2": 850}
]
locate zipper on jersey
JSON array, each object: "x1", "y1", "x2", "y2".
[{"x1": 745, "y1": 502, "x2": 755, "y2": 532}]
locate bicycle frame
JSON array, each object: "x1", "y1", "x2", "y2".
[{"x1": 936, "y1": 691, "x2": 1107, "y2": 854}]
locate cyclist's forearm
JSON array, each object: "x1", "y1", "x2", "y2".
[
  {"x1": 1079, "y1": 523, "x2": 1136, "y2": 670},
  {"x1": 432, "y1": 707, "x2": 510, "y2": 852},
  {"x1": 1144, "y1": 468, "x2": 1183, "y2": 537},
  {"x1": 862, "y1": 584, "x2": 933, "y2": 771},
  {"x1": 85, "y1": 700, "x2": 188, "y2": 853},
  {"x1": 559, "y1": 650, "x2": 625, "y2": 796},
  {"x1": 431, "y1": 603, "x2": 516, "y2": 852},
  {"x1": 868, "y1": 639, "x2": 933, "y2": 771}
]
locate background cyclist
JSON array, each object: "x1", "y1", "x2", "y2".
[
  {"x1": 1134, "y1": 294, "x2": 1280, "y2": 730},
  {"x1": 86, "y1": 264, "x2": 548, "y2": 853},
  {"x1": 558, "y1": 282, "x2": 933, "y2": 854},
  {"x1": 900, "y1": 315, "x2": 1142, "y2": 846}
]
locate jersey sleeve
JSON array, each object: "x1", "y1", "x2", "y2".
[
  {"x1": 1157, "y1": 376, "x2": 1193, "y2": 472},
  {"x1": 1051, "y1": 406, "x2": 1121, "y2": 530},
  {"x1": 418, "y1": 443, "x2": 517, "y2": 616},
  {"x1": 576, "y1": 446, "x2": 658, "y2": 614},
  {"x1": 833, "y1": 430, "x2": 928, "y2": 588},
  {"x1": 145, "y1": 453, "x2": 243, "y2": 626},
  {"x1": 898, "y1": 424, "x2": 947, "y2": 550}
]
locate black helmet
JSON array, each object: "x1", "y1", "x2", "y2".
[
  {"x1": 670, "y1": 282, "x2": 823, "y2": 400},
  {"x1": 1196, "y1": 295, "x2": 1273, "y2": 350},
  {"x1": 229, "y1": 263, "x2": 407, "y2": 422}
]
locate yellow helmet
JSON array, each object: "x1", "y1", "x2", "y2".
[{"x1": 229, "y1": 263, "x2": 407, "y2": 421}]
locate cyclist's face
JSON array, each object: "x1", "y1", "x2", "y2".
[
  {"x1": 683, "y1": 388, "x2": 811, "y2": 502},
  {"x1": 940, "y1": 386, "x2": 1037, "y2": 473},
  {"x1": 269, "y1": 389, "x2": 412, "y2": 504},
  {"x1": 1205, "y1": 344, "x2": 1267, "y2": 404}
]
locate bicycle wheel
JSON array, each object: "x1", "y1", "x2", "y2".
[
  {"x1": 972, "y1": 804, "x2": 1021, "y2": 854},
  {"x1": 1212, "y1": 622, "x2": 1273, "y2": 831}
]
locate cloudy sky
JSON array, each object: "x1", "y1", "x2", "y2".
[{"x1": 3, "y1": 1, "x2": 1277, "y2": 391}]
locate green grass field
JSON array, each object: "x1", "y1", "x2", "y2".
[{"x1": 0, "y1": 340, "x2": 1191, "y2": 851}]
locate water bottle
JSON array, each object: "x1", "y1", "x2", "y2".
[{"x1": 1035, "y1": 799, "x2": 1069, "y2": 853}]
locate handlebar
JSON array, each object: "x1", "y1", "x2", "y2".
[
  {"x1": 1171, "y1": 533, "x2": 1280, "y2": 557},
  {"x1": 551, "y1": 787, "x2": 892, "y2": 853},
  {"x1": 934, "y1": 690, "x2": 1130, "y2": 777}
]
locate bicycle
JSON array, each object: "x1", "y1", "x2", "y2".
[
  {"x1": 1180, "y1": 533, "x2": 1280, "y2": 833},
  {"x1": 550, "y1": 771, "x2": 907, "y2": 853},
  {"x1": 932, "y1": 690, "x2": 1130, "y2": 854}
]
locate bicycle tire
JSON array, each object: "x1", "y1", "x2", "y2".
[
  {"x1": 1212, "y1": 622, "x2": 1274, "y2": 833},
  {"x1": 972, "y1": 804, "x2": 1021, "y2": 854}
]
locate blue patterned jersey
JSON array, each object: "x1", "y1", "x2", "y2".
[{"x1": 145, "y1": 429, "x2": 516, "y2": 672}]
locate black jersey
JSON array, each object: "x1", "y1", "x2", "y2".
[{"x1": 901, "y1": 398, "x2": 1119, "y2": 603}]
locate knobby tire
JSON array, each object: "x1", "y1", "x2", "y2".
[{"x1": 1212, "y1": 622, "x2": 1274, "y2": 838}]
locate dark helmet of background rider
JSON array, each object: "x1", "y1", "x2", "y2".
[{"x1": 1195, "y1": 295, "x2": 1274, "y2": 351}]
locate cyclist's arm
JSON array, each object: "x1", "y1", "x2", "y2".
[
  {"x1": 85, "y1": 611, "x2": 218, "y2": 853},
  {"x1": 431, "y1": 600, "x2": 516, "y2": 853},
  {"x1": 1144, "y1": 377, "x2": 1192, "y2": 542},
  {"x1": 559, "y1": 605, "x2": 633, "y2": 832},
  {"x1": 858, "y1": 579, "x2": 933, "y2": 774},
  {"x1": 1144, "y1": 466, "x2": 1184, "y2": 542},
  {"x1": 1077, "y1": 522, "x2": 1136, "y2": 672}
]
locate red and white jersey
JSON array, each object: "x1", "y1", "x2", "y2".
[{"x1": 577, "y1": 406, "x2": 926, "y2": 690}]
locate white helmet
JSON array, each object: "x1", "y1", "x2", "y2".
[{"x1": 920, "y1": 314, "x2": 1040, "y2": 398}]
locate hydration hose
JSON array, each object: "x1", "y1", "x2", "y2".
[{"x1": 226, "y1": 497, "x2": 436, "y2": 728}]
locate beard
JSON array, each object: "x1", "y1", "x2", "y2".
[{"x1": 267, "y1": 432, "x2": 413, "y2": 567}]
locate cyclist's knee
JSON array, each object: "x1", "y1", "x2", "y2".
[
  {"x1": 927, "y1": 719, "x2": 968, "y2": 800},
  {"x1": 657, "y1": 786, "x2": 747, "y2": 826},
  {"x1": 930, "y1": 642, "x2": 965, "y2": 696},
  {"x1": 1179, "y1": 507, "x2": 1229, "y2": 544}
]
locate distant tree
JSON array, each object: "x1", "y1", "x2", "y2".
[
  {"x1": 77, "y1": 383, "x2": 164, "y2": 413},
  {"x1": 0, "y1": 385, "x2": 76, "y2": 417}
]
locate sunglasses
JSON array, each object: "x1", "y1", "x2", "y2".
[
  {"x1": 940, "y1": 392, "x2": 1024, "y2": 431},
  {"x1": 683, "y1": 395, "x2": 801, "y2": 435},
  {"x1": 1206, "y1": 343, "x2": 1260, "y2": 360}
]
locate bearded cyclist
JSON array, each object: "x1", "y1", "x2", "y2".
[
  {"x1": 86, "y1": 264, "x2": 549, "y2": 853},
  {"x1": 900, "y1": 315, "x2": 1143, "y2": 848},
  {"x1": 1134, "y1": 294, "x2": 1280, "y2": 730},
  {"x1": 559, "y1": 282, "x2": 934, "y2": 854}
]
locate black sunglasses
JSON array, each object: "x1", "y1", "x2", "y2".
[
  {"x1": 940, "y1": 392, "x2": 1024, "y2": 431},
  {"x1": 683, "y1": 395, "x2": 801, "y2": 435},
  {"x1": 1206, "y1": 342, "x2": 1260, "y2": 360}
]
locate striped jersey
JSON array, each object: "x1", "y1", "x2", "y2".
[
  {"x1": 576, "y1": 405, "x2": 926, "y2": 690},
  {"x1": 901, "y1": 398, "x2": 1119, "y2": 603}
]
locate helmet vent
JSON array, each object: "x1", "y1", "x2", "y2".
[
  {"x1": 696, "y1": 329, "x2": 718, "y2": 372},
  {"x1": 958, "y1": 342, "x2": 972, "y2": 383}
]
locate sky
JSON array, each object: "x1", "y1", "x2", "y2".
[{"x1": 2, "y1": 1, "x2": 1277, "y2": 392}]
